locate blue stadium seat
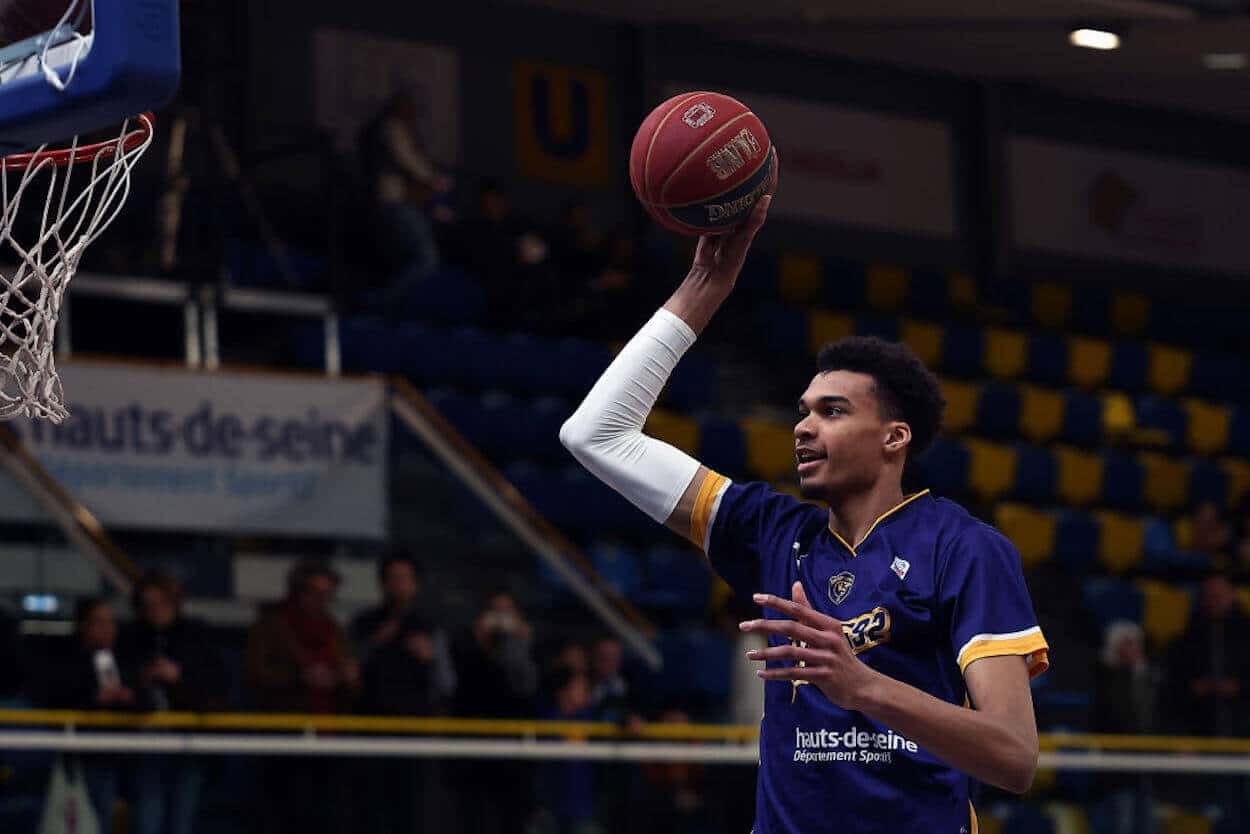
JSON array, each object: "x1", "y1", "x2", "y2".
[
  {"x1": 1108, "y1": 342, "x2": 1148, "y2": 392},
  {"x1": 821, "y1": 257, "x2": 866, "y2": 309},
  {"x1": 941, "y1": 324, "x2": 983, "y2": 377},
  {"x1": 587, "y1": 542, "x2": 642, "y2": 600},
  {"x1": 528, "y1": 397, "x2": 571, "y2": 461},
  {"x1": 906, "y1": 267, "x2": 949, "y2": 316},
  {"x1": 698, "y1": 418, "x2": 747, "y2": 477},
  {"x1": 1059, "y1": 390, "x2": 1103, "y2": 445},
  {"x1": 1012, "y1": 444, "x2": 1057, "y2": 504},
  {"x1": 757, "y1": 303, "x2": 808, "y2": 357},
  {"x1": 1027, "y1": 333, "x2": 1069, "y2": 386},
  {"x1": 1054, "y1": 511, "x2": 1099, "y2": 572},
  {"x1": 634, "y1": 545, "x2": 711, "y2": 611},
  {"x1": 1190, "y1": 352, "x2": 1244, "y2": 401},
  {"x1": 975, "y1": 381, "x2": 1021, "y2": 437},
  {"x1": 1135, "y1": 395, "x2": 1186, "y2": 451},
  {"x1": 736, "y1": 250, "x2": 779, "y2": 298},
  {"x1": 1068, "y1": 285, "x2": 1111, "y2": 336},
  {"x1": 1100, "y1": 451, "x2": 1143, "y2": 510},
  {"x1": 1082, "y1": 577, "x2": 1143, "y2": 630},
  {"x1": 915, "y1": 438, "x2": 968, "y2": 496},
  {"x1": 552, "y1": 338, "x2": 612, "y2": 396},
  {"x1": 1003, "y1": 803, "x2": 1056, "y2": 834},
  {"x1": 853, "y1": 312, "x2": 899, "y2": 342},
  {"x1": 1189, "y1": 460, "x2": 1228, "y2": 509},
  {"x1": 1229, "y1": 407, "x2": 1250, "y2": 458},
  {"x1": 686, "y1": 629, "x2": 732, "y2": 700},
  {"x1": 666, "y1": 352, "x2": 718, "y2": 411},
  {"x1": 404, "y1": 265, "x2": 485, "y2": 324}
]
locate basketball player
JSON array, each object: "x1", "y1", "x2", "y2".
[{"x1": 560, "y1": 195, "x2": 1048, "y2": 833}]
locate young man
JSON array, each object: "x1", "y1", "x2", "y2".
[{"x1": 560, "y1": 195, "x2": 1049, "y2": 833}]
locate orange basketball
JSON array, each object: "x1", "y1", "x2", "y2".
[{"x1": 629, "y1": 91, "x2": 777, "y2": 236}]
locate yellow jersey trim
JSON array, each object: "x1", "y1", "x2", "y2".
[
  {"x1": 970, "y1": 801, "x2": 979, "y2": 834},
  {"x1": 689, "y1": 470, "x2": 730, "y2": 551},
  {"x1": 830, "y1": 489, "x2": 932, "y2": 557},
  {"x1": 958, "y1": 630, "x2": 1050, "y2": 680}
]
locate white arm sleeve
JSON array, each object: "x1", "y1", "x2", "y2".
[{"x1": 558, "y1": 308, "x2": 704, "y2": 523}]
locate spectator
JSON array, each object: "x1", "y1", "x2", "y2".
[
  {"x1": 350, "y1": 553, "x2": 455, "y2": 834},
  {"x1": 1188, "y1": 500, "x2": 1233, "y2": 563},
  {"x1": 40, "y1": 598, "x2": 134, "y2": 828},
  {"x1": 588, "y1": 635, "x2": 630, "y2": 722},
  {"x1": 358, "y1": 90, "x2": 449, "y2": 313},
  {"x1": 636, "y1": 709, "x2": 723, "y2": 834},
  {"x1": 551, "y1": 639, "x2": 590, "y2": 677},
  {"x1": 1094, "y1": 621, "x2": 1159, "y2": 834},
  {"x1": 1166, "y1": 573, "x2": 1250, "y2": 736},
  {"x1": 351, "y1": 553, "x2": 455, "y2": 715},
  {"x1": 244, "y1": 559, "x2": 359, "y2": 834},
  {"x1": 551, "y1": 200, "x2": 605, "y2": 282},
  {"x1": 119, "y1": 571, "x2": 228, "y2": 834},
  {"x1": 533, "y1": 666, "x2": 598, "y2": 834}
]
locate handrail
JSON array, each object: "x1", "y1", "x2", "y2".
[{"x1": 389, "y1": 377, "x2": 661, "y2": 670}]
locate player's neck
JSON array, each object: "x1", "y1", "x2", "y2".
[{"x1": 826, "y1": 478, "x2": 907, "y2": 550}]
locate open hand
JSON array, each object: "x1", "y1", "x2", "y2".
[{"x1": 740, "y1": 581, "x2": 878, "y2": 711}]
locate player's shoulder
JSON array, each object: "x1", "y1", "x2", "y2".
[{"x1": 926, "y1": 494, "x2": 1018, "y2": 561}]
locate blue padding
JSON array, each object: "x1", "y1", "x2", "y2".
[
  {"x1": 1060, "y1": 390, "x2": 1103, "y2": 445},
  {"x1": 1100, "y1": 451, "x2": 1143, "y2": 510},
  {"x1": 1108, "y1": 342, "x2": 1147, "y2": 392},
  {"x1": 1013, "y1": 444, "x2": 1056, "y2": 503},
  {"x1": 1027, "y1": 333, "x2": 1069, "y2": 386},
  {"x1": 1054, "y1": 511, "x2": 1099, "y2": 572},
  {"x1": 698, "y1": 418, "x2": 746, "y2": 477},
  {"x1": 976, "y1": 381, "x2": 1021, "y2": 437},
  {"x1": 941, "y1": 324, "x2": 983, "y2": 377},
  {"x1": 914, "y1": 438, "x2": 968, "y2": 496}
]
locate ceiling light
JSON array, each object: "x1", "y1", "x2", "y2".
[
  {"x1": 1069, "y1": 29, "x2": 1121, "y2": 50},
  {"x1": 1203, "y1": 52, "x2": 1247, "y2": 70}
]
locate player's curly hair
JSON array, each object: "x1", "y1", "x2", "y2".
[{"x1": 816, "y1": 336, "x2": 945, "y2": 458}]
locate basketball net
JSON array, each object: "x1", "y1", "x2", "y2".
[{"x1": 0, "y1": 113, "x2": 153, "y2": 422}]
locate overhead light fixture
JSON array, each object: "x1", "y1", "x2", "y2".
[
  {"x1": 1069, "y1": 28, "x2": 1121, "y2": 51},
  {"x1": 1203, "y1": 52, "x2": 1247, "y2": 70}
]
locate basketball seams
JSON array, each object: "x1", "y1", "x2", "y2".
[
  {"x1": 640, "y1": 145, "x2": 774, "y2": 209},
  {"x1": 658, "y1": 110, "x2": 758, "y2": 204},
  {"x1": 642, "y1": 91, "x2": 709, "y2": 203}
]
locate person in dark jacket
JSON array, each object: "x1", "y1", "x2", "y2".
[
  {"x1": 1094, "y1": 621, "x2": 1159, "y2": 834},
  {"x1": 119, "y1": 570, "x2": 228, "y2": 834}
]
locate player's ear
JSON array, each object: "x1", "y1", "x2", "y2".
[{"x1": 883, "y1": 422, "x2": 911, "y2": 455}]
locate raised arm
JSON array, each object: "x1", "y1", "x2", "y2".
[{"x1": 559, "y1": 196, "x2": 772, "y2": 543}]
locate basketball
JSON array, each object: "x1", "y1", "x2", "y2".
[{"x1": 629, "y1": 91, "x2": 777, "y2": 236}]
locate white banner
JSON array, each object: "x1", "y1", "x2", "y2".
[
  {"x1": 0, "y1": 363, "x2": 388, "y2": 538},
  {"x1": 1009, "y1": 136, "x2": 1250, "y2": 273},
  {"x1": 313, "y1": 27, "x2": 460, "y2": 164},
  {"x1": 664, "y1": 85, "x2": 956, "y2": 238}
]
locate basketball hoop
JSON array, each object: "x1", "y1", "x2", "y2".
[{"x1": 0, "y1": 112, "x2": 154, "y2": 422}]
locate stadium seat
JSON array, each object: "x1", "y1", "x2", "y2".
[
  {"x1": 1109, "y1": 290, "x2": 1151, "y2": 337},
  {"x1": 1094, "y1": 511, "x2": 1145, "y2": 574},
  {"x1": 1190, "y1": 352, "x2": 1244, "y2": 402},
  {"x1": 1066, "y1": 336, "x2": 1113, "y2": 390},
  {"x1": 743, "y1": 418, "x2": 797, "y2": 482},
  {"x1": 915, "y1": 438, "x2": 969, "y2": 497},
  {"x1": 994, "y1": 503, "x2": 1056, "y2": 570},
  {"x1": 1183, "y1": 399, "x2": 1233, "y2": 455},
  {"x1": 1054, "y1": 511, "x2": 1100, "y2": 573},
  {"x1": 1135, "y1": 395, "x2": 1187, "y2": 451},
  {"x1": 853, "y1": 312, "x2": 899, "y2": 342},
  {"x1": 778, "y1": 253, "x2": 823, "y2": 304},
  {"x1": 761, "y1": 304, "x2": 809, "y2": 357},
  {"x1": 864, "y1": 264, "x2": 909, "y2": 313},
  {"x1": 899, "y1": 318, "x2": 944, "y2": 369},
  {"x1": 940, "y1": 378, "x2": 979, "y2": 434},
  {"x1": 1140, "y1": 452, "x2": 1190, "y2": 512},
  {"x1": 1003, "y1": 803, "x2": 1056, "y2": 834},
  {"x1": 1012, "y1": 444, "x2": 1057, "y2": 504},
  {"x1": 553, "y1": 338, "x2": 613, "y2": 396},
  {"x1": 1223, "y1": 459, "x2": 1250, "y2": 508},
  {"x1": 665, "y1": 351, "x2": 718, "y2": 411},
  {"x1": 1018, "y1": 385, "x2": 1065, "y2": 443},
  {"x1": 976, "y1": 381, "x2": 1021, "y2": 437},
  {"x1": 1055, "y1": 447, "x2": 1104, "y2": 507},
  {"x1": 1188, "y1": 459, "x2": 1228, "y2": 509},
  {"x1": 966, "y1": 439, "x2": 1016, "y2": 501},
  {"x1": 906, "y1": 268, "x2": 949, "y2": 317},
  {"x1": 1031, "y1": 282, "x2": 1073, "y2": 329},
  {"x1": 1100, "y1": 392, "x2": 1136, "y2": 438},
  {"x1": 947, "y1": 271, "x2": 978, "y2": 313},
  {"x1": 942, "y1": 323, "x2": 983, "y2": 377},
  {"x1": 587, "y1": 542, "x2": 643, "y2": 599},
  {"x1": 698, "y1": 418, "x2": 747, "y2": 478},
  {"x1": 405, "y1": 265, "x2": 485, "y2": 324},
  {"x1": 635, "y1": 544, "x2": 711, "y2": 611},
  {"x1": 1228, "y1": 407, "x2": 1250, "y2": 458},
  {"x1": 1028, "y1": 333, "x2": 1069, "y2": 386},
  {"x1": 1082, "y1": 577, "x2": 1143, "y2": 630},
  {"x1": 1068, "y1": 284, "x2": 1110, "y2": 336},
  {"x1": 807, "y1": 309, "x2": 855, "y2": 355},
  {"x1": 821, "y1": 257, "x2": 866, "y2": 309},
  {"x1": 1108, "y1": 342, "x2": 1148, "y2": 392},
  {"x1": 340, "y1": 317, "x2": 400, "y2": 374},
  {"x1": 735, "y1": 250, "x2": 779, "y2": 298},
  {"x1": 983, "y1": 327, "x2": 1029, "y2": 379},
  {"x1": 1059, "y1": 390, "x2": 1103, "y2": 445},
  {"x1": 1138, "y1": 579, "x2": 1192, "y2": 652},
  {"x1": 646, "y1": 409, "x2": 700, "y2": 457},
  {"x1": 1147, "y1": 343, "x2": 1193, "y2": 396},
  {"x1": 1100, "y1": 451, "x2": 1144, "y2": 510},
  {"x1": 1164, "y1": 809, "x2": 1214, "y2": 834}
]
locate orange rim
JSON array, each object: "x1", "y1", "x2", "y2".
[{"x1": 1, "y1": 112, "x2": 153, "y2": 171}]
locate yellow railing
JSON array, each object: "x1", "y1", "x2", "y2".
[{"x1": 1, "y1": 709, "x2": 1248, "y2": 753}]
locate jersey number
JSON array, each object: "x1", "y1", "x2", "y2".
[{"x1": 843, "y1": 607, "x2": 891, "y2": 653}]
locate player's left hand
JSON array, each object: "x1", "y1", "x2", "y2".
[{"x1": 740, "y1": 581, "x2": 880, "y2": 712}]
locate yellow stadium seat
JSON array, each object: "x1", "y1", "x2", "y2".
[
  {"x1": 1224, "y1": 458, "x2": 1250, "y2": 507},
  {"x1": 645, "y1": 408, "x2": 700, "y2": 454},
  {"x1": 1056, "y1": 446, "x2": 1104, "y2": 507},
  {"x1": 1140, "y1": 452, "x2": 1190, "y2": 513},
  {"x1": 1182, "y1": 399, "x2": 1232, "y2": 456},
  {"x1": 1111, "y1": 291, "x2": 1152, "y2": 337},
  {"x1": 1031, "y1": 282, "x2": 1072, "y2": 329},
  {"x1": 975, "y1": 811, "x2": 1004, "y2": 834},
  {"x1": 1138, "y1": 579, "x2": 1193, "y2": 652},
  {"x1": 1101, "y1": 392, "x2": 1136, "y2": 437},
  {"x1": 995, "y1": 503, "x2": 1056, "y2": 570},
  {"x1": 865, "y1": 264, "x2": 909, "y2": 312},
  {"x1": 1238, "y1": 588, "x2": 1250, "y2": 619},
  {"x1": 1045, "y1": 802, "x2": 1093, "y2": 834},
  {"x1": 742, "y1": 417, "x2": 797, "y2": 482},
  {"x1": 941, "y1": 378, "x2": 979, "y2": 434},
  {"x1": 1163, "y1": 810, "x2": 1213, "y2": 834},
  {"x1": 966, "y1": 439, "x2": 1017, "y2": 501},
  {"x1": 1095, "y1": 511, "x2": 1145, "y2": 574},
  {"x1": 1019, "y1": 385, "x2": 1065, "y2": 442},
  {"x1": 983, "y1": 328, "x2": 1028, "y2": 379},
  {"x1": 948, "y1": 271, "x2": 977, "y2": 312},
  {"x1": 779, "y1": 253, "x2": 823, "y2": 304},
  {"x1": 1173, "y1": 516, "x2": 1192, "y2": 551},
  {"x1": 808, "y1": 310, "x2": 854, "y2": 356},
  {"x1": 1067, "y1": 336, "x2": 1112, "y2": 390},
  {"x1": 900, "y1": 319, "x2": 944, "y2": 369},
  {"x1": 1147, "y1": 344, "x2": 1193, "y2": 396}
]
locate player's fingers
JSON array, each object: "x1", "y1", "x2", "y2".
[
  {"x1": 753, "y1": 592, "x2": 841, "y2": 631},
  {"x1": 719, "y1": 196, "x2": 770, "y2": 264},
  {"x1": 745, "y1": 645, "x2": 828, "y2": 665},
  {"x1": 738, "y1": 618, "x2": 831, "y2": 648},
  {"x1": 692, "y1": 234, "x2": 718, "y2": 268},
  {"x1": 756, "y1": 666, "x2": 823, "y2": 681}
]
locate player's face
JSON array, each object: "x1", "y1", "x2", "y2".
[{"x1": 794, "y1": 370, "x2": 903, "y2": 501}]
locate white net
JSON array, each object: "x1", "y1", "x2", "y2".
[{"x1": 0, "y1": 113, "x2": 153, "y2": 422}]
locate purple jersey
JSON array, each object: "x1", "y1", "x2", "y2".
[{"x1": 692, "y1": 474, "x2": 1049, "y2": 834}]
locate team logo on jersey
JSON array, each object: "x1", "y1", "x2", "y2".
[
  {"x1": 682, "y1": 102, "x2": 715, "y2": 128},
  {"x1": 828, "y1": 571, "x2": 855, "y2": 605},
  {"x1": 890, "y1": 556, "x2": 911, "y2": 580}
]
